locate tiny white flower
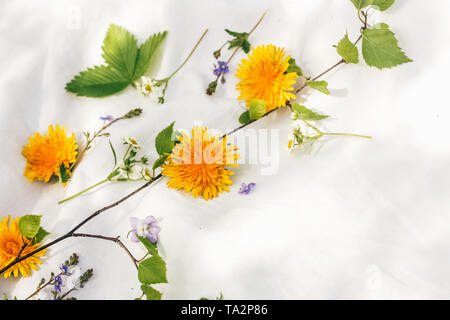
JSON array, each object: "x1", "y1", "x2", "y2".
[
  {"x1": 136, "y1": 76, "x2": 163, "y2": 100},
  {"x1": 123, "y1": 137, "x2": 141, "y2": 149},
  {"x1": 287, "y1": 121, "x2": 304, "y2": 153},
  {"x1": 287, "y1": 136, "x2": 295, "y2": 153},
  {"x1": 128, "y1": 164, "x2": 144, "y2": 180},
  {"x1": 139, "y1": 76, "x2": 154, "y2": 96},
  {"x1": 113, "y1": 159, "x2": 129, "y2": 180}
]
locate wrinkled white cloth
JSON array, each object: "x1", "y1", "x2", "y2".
[{"x1": 1, "y1": 0, "x2": 450, "y2": 299}]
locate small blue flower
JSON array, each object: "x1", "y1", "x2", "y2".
[
  {"x1": 54, "y1": 274, "x2": 63, "y2": 293},
  {"x1": 100, "y1": 115, "x2": 114, "y2": 122},
  {"x1": 213, "y1": 61, "x2": 229, "y2": 77},
  {"x1": 61, "y1": 264, "x2": 71, "y2": 275},
  {"x1": 239, "y1": 182, "x2": 256, "y2": 195}
]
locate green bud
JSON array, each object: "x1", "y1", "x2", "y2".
[
  {"x1": 80, "y1": 269, "x2": 94, "y2": 288},
  {"x1": 124, "y1": 108, "x2": 143, "y2": 119},
  {"x1": 37, "y1": 278, "x2": 46, "y2": 289},
  {"x1": 206, "y1": 80, "x2": 218, "y2": 95},
  {"x1": 213, "y1": 49, "x2": 221, "y2": 59}
]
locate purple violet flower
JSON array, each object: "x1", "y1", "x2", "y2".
[
  {"x1": 213, "y1": 61, "x2": 229, "y2": 76},
  {"x1": 54, "y1": 274, "x2": 63, "y2": 293},
  {"x1": 238, "y1": 182, "x2": 256, "y2": 195},
  {"x1": 100, "y1": 115, "x2": 114, "y2": 122},
  {"x1": 129, "y1": 216, "x2": 160, "y2": 244},
  {"x1": 60, "y1": 264, "x2": 70, "y2": 275}
]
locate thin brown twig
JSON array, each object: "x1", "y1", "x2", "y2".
[
  {"x1": 72, "y1": 233, "x2": 139, "y2": 270},
  {"x1": 71, "y1": 114, "x2": 128, "y2": 173},
  {"x1": 25, "y1": 273, "x2": 58, "y2": 300},
  {"x1": 59, "y1": 287, "x2": 76, "y2": 300},
  {"x1": 0, "y1": 11, "x2": 368, "y2": 277},
  {"x1": 213, "y1": 11, "x2": 267, "y2": 84},
  {"x1": 0, "y1": 175, "x2": 161, "y2": 276},
  {"x1": 295, "y1": 12, "x2": 367, "y2": 95}
]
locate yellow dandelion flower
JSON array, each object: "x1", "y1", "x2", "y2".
[
  {"x1": 161, "y1": 126, "x2": 240, "y2": 200},
  {"x1": 236, "y1": 44, "x2": 298, "y2": 112},
  {"x1": 0, "y1": 215, "x2": 46, "y2": 278},
  {"x1": 22, "y1": 124, "x2": 78, "y2": 184}
]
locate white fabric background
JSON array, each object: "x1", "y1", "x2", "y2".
[{"x1": 1, "y1": 0, "x2": 449, "y2": 299}]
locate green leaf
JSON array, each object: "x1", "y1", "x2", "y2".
[
  {"x1": 138, "y1": 256, "x2": 168, "y2": 285},
  {"x1": 225, "y1": 29, "x2": 250, "y2": 52},
  {"x1": 225, "y1": 29, "x2": 248, "y2": 38},
  {"x1": 33, "y1": 227, "x2": 50, "y2": 245},
  {"x1": 248, "y1": 99, "x2": 266, "y2": 121},
  {"x1": 102, "y1": 24, "x2": 138, "y2": 81},
  {"x1": 241, "y1": 40, "x2": 251, "y2": 54},
  {"x1": 350, "y1": 0, "x2": 372, "y2": 9},
  {"x1": 238, "y1": 110, "x2": 251, "y2": 124},
  {"x1": 362, "y1": 23, "x2": 412, "y2": 69},
  {"x1": 65, "y1": 65, "x2": 130, "y2": 97},
  {"x1": 228, "y1": 37, "x2": 245, "y2": 50},
  {"x1": 152, "y1": 155, "x2": 168, "y2": 171},
  {"x1": 141, "y1": 285, "x2": 162, "y2": 300},
  {"x1": 285, "y1": 58, "x2": 303, "y2": 76},
  {"x1": 58, "y1": 164, "x2": 71, "y2": 184},
  {"x1": 306, "y1": 80, "x2": 330, "y2": 95},
  {"x1": 292, "y1": 103, "x2": 329, "y2": 121},
  {"x1": 133, "y1": 31, "x2": 168, "y2": 80},
  {"x1": 372, "y1": 0, "x2": 395, "y2": 11},
  {"x1": 155, "y1": 122, "x2": 175, "y2": 156},
  {"x1": 108, "y1": 140, "x2": 117, "y2": 167},
  {"x1": 137, "y1": 236, "x2": 159, "y2": 256},
  {"x1": 336, "y1": 33, "x2": 359, "y2": 64},
  {"x1": 67, "y1": 26, "x2": 167, "y2": 97},
  {"x1": 18, "y1": 215, "x2": 42, "y2": 239}
]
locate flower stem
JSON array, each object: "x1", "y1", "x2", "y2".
[
  {"x1": 217, "y1": 11, "x2": 267, "y2": 80},
  {"x1": 323, "y1": 132, "x2": 372, "y2": 139},
  {"x1": 303, "y1": 120, "x2": 372, "y2": 140},
  {"x1": 165, "y1": 29, "x2": 209, "y2": 80},
  {"x1": 248, "y1": 11, "x2": 267, "y2": 36},
  {"x1": 25, "y1": 273, "x2": 59, "y2": 300},
  {"x1": 58, "y1": 178, "x2": 109, "y2": 205}
]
